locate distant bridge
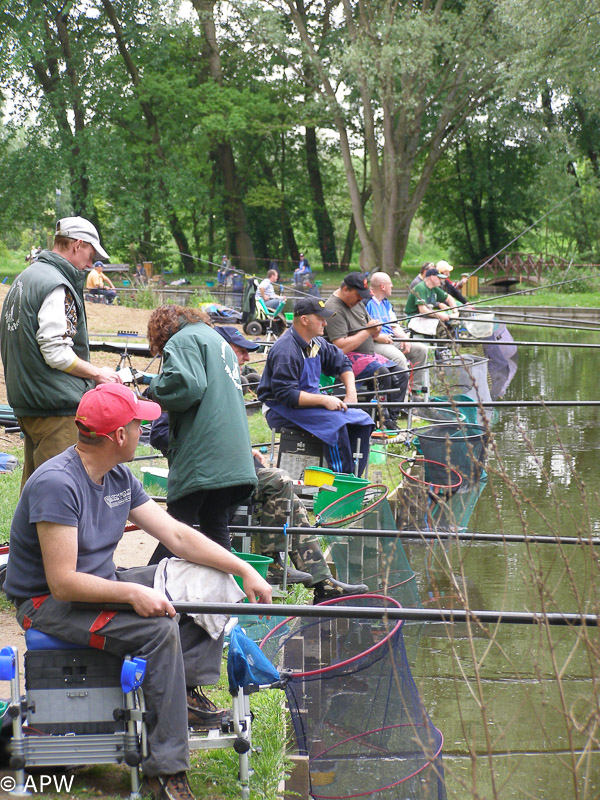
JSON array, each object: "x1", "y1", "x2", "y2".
[{"x1": 477, "y1": 253, "x2": 569, "y2": 288}]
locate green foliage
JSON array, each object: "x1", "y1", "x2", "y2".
[{"x1": 0, "y1": 447, "x2": 23, "y2": 542}]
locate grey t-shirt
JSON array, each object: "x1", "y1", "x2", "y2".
[
  {"x1": 4, "y1": 446, "x2": 148, "y2": 601},
  {"x1": 324, "y1": 294, "x2": 375, "y2": 355},
  {"x1": 258, "y1": 278, "x2": 276, "y2": 300}
]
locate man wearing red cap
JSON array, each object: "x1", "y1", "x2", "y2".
[{"x1": 4, "y1": 384, "x2": 272, "y2": 800}]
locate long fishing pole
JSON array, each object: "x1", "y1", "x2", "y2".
[
  {"x1": 409, "y1": 338, "x2": 600, "y2": 348},
  {"x1": 465, "y1": 189, "x2": 581, "y2": 280},
  {"x1": 488, "y1": 309, "x2": 599, "y2": 327},
  {"x1": 245, "y1": 397, "x2": 600, "y2": 410},
  {"x1": 396, "y1": 274, "x2": 599, "y2": 325},
  {"x1": 165, "y1": 602, "x2": 599, "y2": 627},
  {"x1": 227, "y1": 524, "x2": 600, "y2": 546},
  {"x1": 344, "y1": 400, "x2": 600, "y2": 409}
]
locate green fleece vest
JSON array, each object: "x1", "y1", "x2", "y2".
[{"x1": 0, "y1": 251, "x2": 93, "y2": 417}]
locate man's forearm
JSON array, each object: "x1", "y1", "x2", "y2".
[{"x1": 331, "y1": 330, "x2": 370, "y2": 353}]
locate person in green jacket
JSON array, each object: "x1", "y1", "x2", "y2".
[
  {"x1": 146, "y1": 306, "x2": 257, "y2": 558},
  {"x1": 0, "y1": 216, "x2": 121, "y2": 490}
]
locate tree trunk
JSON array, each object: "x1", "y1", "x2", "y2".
[
  {"x1": 305, "y1": 126, "x2": 338, "y2": 270},
  {"x1": 101, "y1": 0, "x2": 194, "y2": 273},
  {"x1": 192, "y1": 0, "x2": 256, "y2": 273}
]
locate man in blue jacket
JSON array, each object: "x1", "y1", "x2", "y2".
[{"x1": 258, "y1": 296, "x2": 374, "y2": 475}]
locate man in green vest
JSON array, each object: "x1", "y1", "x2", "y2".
[{"x1": 0, "y1": 216, "x2": 122, "y2": 490}]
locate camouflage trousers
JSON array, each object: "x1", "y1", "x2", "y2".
[{"x1": 254, "y1": 467, "x2": 330, "y2": 583}]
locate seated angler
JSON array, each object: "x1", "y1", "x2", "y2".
[
  {"x1": 404, "y1": 267, "x2": 458, "y2": 335},
  {"x1": 323, "y1": 272, "x2": 409, "y2": 430},
  {"x1": 3, "y1": 383, "x2": 272, "y2": 800},
  {"x1": 257, "y1": 296, "x2": 374, "y2": 476},
  {"x1": 366, "y1": 272, "x2": 429, "y2": 400},
  {"x1": 86, "y1": 261, "x2": 117, "y2": 304}
]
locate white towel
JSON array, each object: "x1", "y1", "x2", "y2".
[{"x1": 154, "y1": 557, "x2": 246, "y2": 639}]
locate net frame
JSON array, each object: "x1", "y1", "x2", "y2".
[
  {"x1": 399, "y1": 458, "x2": 463, "y2": 491},
  {"x1": 260, "y1": 595, "x2": 446, "y2": 800},
  {"x1": 315, "y1": 484, "x2": 389, "y2": 528}
]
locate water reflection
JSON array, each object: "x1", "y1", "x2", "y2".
[{"x1": 410, "y1": 325, "x2": 600, "y2": 798}]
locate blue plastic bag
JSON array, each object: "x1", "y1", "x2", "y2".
[{"x1": 227, "y1": 625, "x2": 280, "y2": 692}]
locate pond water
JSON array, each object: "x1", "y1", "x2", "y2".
[{"x1": 406, "y1": 326, "x2": 600, "y2": 798}]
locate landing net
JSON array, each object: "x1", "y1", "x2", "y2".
[{"x1": 261, "y1": 595, "x2": 446, "y2": 800}]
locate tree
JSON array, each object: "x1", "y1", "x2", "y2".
[{"x1": 241, "y1": 0, "x2": 516, "y2": 273}]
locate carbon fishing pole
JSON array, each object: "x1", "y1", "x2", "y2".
[
  {"x1": 407, "y1": 338, "x2": 600, "y2": 348},
  {"x1": 486, "y1": 309, "x2": 600, "y2": 327},
  {"x1": 227, "y1": 524, "x2": 600, "y2": 547},
  {"x1": 344, "y1": 400, "x2": 600, "y2": 408},
  {"x1": 465, "y1": 189, "x2": 581, "y2": 279},
  {"x1": 167, "y1": 602, "x2": 599, "y2": 627},
  {"x1": 396, "y1": 274, "x2": 599, "y2": 326}
]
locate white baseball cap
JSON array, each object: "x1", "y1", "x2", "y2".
[
  {"x1": 55, "y1": 216, "x2": 109, "y2": 260},
  {"x1": 436, "y1": 260, "x2": 454, "y2": 273}
]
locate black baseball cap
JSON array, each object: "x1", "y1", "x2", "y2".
[
  {"x1": 215, "y1": 325, "x2": 260, "y2": 351},
  {"x1": 294, "y1": 297, "x2": 335, "y2": 318},
  {"x1": 425, "y1": 268, "x2": 443, "y2": 278},
  {"x1": 342, "y1": 272, "x2": 371, "y2": 300}
]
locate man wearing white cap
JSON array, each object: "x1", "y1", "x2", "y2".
[
  {"x1": 436, "y1": 260, "x2": 468, "y2": 304},
  {"x1": 0, "y1": 216, "x2": 121, "y2": 490}
]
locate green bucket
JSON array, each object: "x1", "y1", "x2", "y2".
[
  {"x1": 284, "y1": 312, "x2": 294, "y2": 322},
  {"x1": 313, "y1": 473, "x2": 369, "y2": 516},
  {"x1": 369, "y1": 443, "x2": 387, "y2": 465},
  {"x1": 232, "y1": 551, "x2": 273, "y2": 593}
]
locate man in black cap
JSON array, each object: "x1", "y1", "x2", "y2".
[
  {"x1": 323, "y1": 273, "x2": 408, "y2": 430},
  {"x1": 257, "y1": 296, "x2": 374, "y2": 475},
  {"x1": 215, "y1": 325, "x2": 261, "y2": 394}
]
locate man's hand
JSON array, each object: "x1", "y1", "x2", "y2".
[
  {"x1": 399, "y1": 341, "x2": 411, "y2": 355},
  {"x1": 376, "y1": 333, "x2": 393, "y2": 344},
  {"x1": 343, "y1": 388, "x2": 358, "y2": 404},
  {"x1": 129, "y1": 584, "x2": 177, "y2": 618},
  {"x1": 320, "y1": 395, "x2": 347, "y2": 411},
  {"x1": 241, "y1": 572, "x2": 273, "y2": 605},
  {"x1": 368, "y1": 323, "x2": 382, "y2": 339},
  {"x1": 95, "y1": 366, "x2": 123, "y2": 385},
  {"x1": 251, "y1": 448, "x2": 267, "y2": 466}
]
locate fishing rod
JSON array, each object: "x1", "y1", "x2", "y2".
[
  {"x1": 463, "y1": 318, "x2": 600, "y2": 333},
  {"x1": 409, "y1": 338, "x2": 600, "y2": 349},
  {"x1": 466, "y1": 189, "x2": 581, "y2": 279},
  {"x1": 164, "y1": 601, "x2": 598, "y2": 627},
  {"x1": 487, "y1": 309, "x2": 600, "y2": 327},
  {"x1": 396, "y1": 274, "x2": 598, "y2": 327},
  {"x1": 344, "y1": 400, "x2": 600, "y2": 409},
  {"x1": 228, "y1": 524, "x2": 600, "y2": 547},
  {"x1": 246, "y1": 396, "x2": 600, "y2": 410}
]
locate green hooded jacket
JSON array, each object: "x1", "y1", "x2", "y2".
[
  {"x1": 0, "y1": 251, "x2": 93, "y2": 417},
  {"x1": 149, "y1": 320, "x2": 256, "y2": 502}
]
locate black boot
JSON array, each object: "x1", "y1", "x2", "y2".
[{"x1": 312, "y1": 576, "x2": 369, "y2": 602}]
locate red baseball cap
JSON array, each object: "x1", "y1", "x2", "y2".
[{"x1": 76, "y1": 384, "x2": 161, "y2": 439}]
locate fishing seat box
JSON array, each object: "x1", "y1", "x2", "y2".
[
  {"x1": 277, "y1": 428, "x2": 325, "y2": 481},
  {"x1": 24, "y1": 630, "x2": 125, "y2": 735}
]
